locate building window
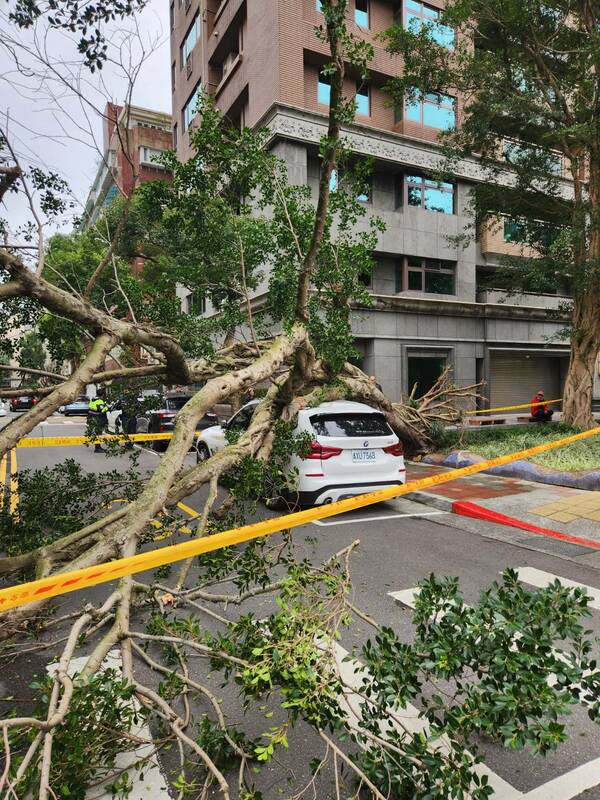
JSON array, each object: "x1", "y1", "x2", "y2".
[
  {"x1": 139, "y1": 146, "x2": 166, "y2": 167},
  {"x1": 171, "y1": 61, "x2": 176, "y2": 92},
  {"x1": 318, "y1": 71, "x2": 331, "y2": 105},
  {"x1": 355, "y1": 0, "x2": 369, "y2": 26},
  {"x1": 173, "y1": 123, "x2": 178, "y2": 148},
  {"x1": 186, "y1": 290, "x2": 206, "y2": 315},
  {"x1": 405, "y1": 174, "x2": 455, "y2": 213},
  {"x1": 404, "y1": 0, "x2": 454, "y2": 48},
  {"x1": 329, "y1": 168, "x2": 338, "y2": 192},
  {"x1": 402, "y1": 256, "x2": 456, "y2": 294},
  {"x1": 503, "y1": 217, "x2": 527, "y2": 243},
  {"x1": 405, "y1": 91, "x2": 455, "y2": 130},
  {"x1": 355, "y1": 83, "x2": 370, "y2": 116},
  {"x1": 170, "y1": 1, "x2": 174, "y2": 31},
  {"x1": 357, "y1": 176, "x2": 372, "y2": 203},
  {"x1": 183, "y1": 82, "x2": 201, "y2": 131},
  {"x1": 503, "y1": 139, "x2": 563, "y2": 176},
  {"x1": 180, "y1": 14, "x2": 200, "y2": 68}
]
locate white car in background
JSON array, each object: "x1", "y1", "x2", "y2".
[{"x1": 197, "y1": 400, "x2": 406, "y2": 507}]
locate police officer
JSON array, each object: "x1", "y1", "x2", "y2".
[{"x1": 88, "y1": 391, "x2": 109, "y2": 453}]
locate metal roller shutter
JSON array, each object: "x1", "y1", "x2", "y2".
[{"x1": 489, "y1": 353, "x2": 562, "y2": 408}]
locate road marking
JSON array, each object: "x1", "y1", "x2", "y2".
[
  {"x1": 515, "y1": 567, "x2": 600, "y2": 610},
  {"x1": 313, "y1": 510, "x2": 447, "y2": 527},
  {"x1": 9, "y1": 448, "x2": 18, "y2": 516},
  {"x1": 0, "y1": 452, "x2": 6, "y2": 509},
  {"x1": 47, "y1": 650, "x2": 170, "y2": 799},
  {"x1": 520, "y1": 757, "x2": 600, "y2": 799},
  {"x1": 329, "y1": 639, "x2": 522, "y2": 799},
  {"x1": 391, "y1": 583, "x2": 600, "y2": 798}
]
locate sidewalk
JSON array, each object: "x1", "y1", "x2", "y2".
[{"x1": 405, "y1": 461, "x2": 600, "y2": 561}]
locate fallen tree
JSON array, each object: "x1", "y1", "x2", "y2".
[{"x1": 1, "y1": 2, "x2": 599, "y2": 798}]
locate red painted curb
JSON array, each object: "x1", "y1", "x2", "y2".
[{"x1": 452, "y1": 501, "x2": 600, "y2": 550}]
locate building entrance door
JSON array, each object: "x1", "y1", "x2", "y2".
[{"x1": 407, "y1": 356, "x2": 446, "y2": 398}]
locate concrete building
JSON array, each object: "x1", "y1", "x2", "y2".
[
  {"x1": 169, "y1": 0, "x2": 598, "y2": 407},
  {"x1": 82, "y1": 103, "x2": 173, "y2": 228}
]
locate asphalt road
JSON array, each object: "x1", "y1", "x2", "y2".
[{"x1": 3, "y1": 412, "x2": 600, "y2": 799}]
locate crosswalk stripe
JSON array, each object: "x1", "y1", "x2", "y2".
[
  {"x1": 390, "y1": 581, "x2": 600, "y2": 799},
  {"x1": 328, "y1": 639, "x2": 523, "y2": 798},
  {"x1": 520, "y1": 757, "x2": 600, "y2": 799},
  {"x1": 514, "y1": 567, "x2": 600, "y2": 610}
]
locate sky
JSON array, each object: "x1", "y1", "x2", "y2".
[{"x1": 0, "y1": 0, "x2": 171, "y2": 237}]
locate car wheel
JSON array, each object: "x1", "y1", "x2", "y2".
[{"x1": 196, "y1": 442, "x2": 210, "y2": 464}]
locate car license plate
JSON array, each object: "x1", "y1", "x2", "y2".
[{"x1": 352, "y1": 449, "x2": 376, "y2": 463}]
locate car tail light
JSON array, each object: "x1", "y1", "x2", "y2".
[
  {"x1": 383, "y1": 442, "x2": 404, "y2": 457},
  {"x1": 303, "y1": 441, "x2": 343, "y2": 460},
  {"x1": 32, "y1": 398, "x2": 37, "y2": 406},
  {"x1": 158, "y1": 412, "x2": 174, "y2": 419}
]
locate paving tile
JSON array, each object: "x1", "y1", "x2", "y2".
[
  {"x1": 580, "y1": 510, "x2": 600, "y2": 522},
  {"x1": 547, "y1": 512, "x2": 580, "y2": 522}
]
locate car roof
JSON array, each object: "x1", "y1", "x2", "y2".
[{"x1": 301, "y1": 400, "x2": 384, "y2": 417}]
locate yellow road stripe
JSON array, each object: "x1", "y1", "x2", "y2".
[
  {"x1": 9, "y1": 449, "x2": 18, "y2": 516},
  {"x1": 1, "y1": 424, "x2": 599, "y2": 613},
  {"x1": 15, "y1": 432, "x2": 181, "y2": 448},
  {"x1": 470, "y1": 399, "x2": 562, "y2": 415},
  {"x1": 0, "y1": 453, "x2": 6, "y2": 510}
]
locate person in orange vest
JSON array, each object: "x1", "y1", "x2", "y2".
[{"x1": 530, "y1": 390, "x2": 553, "y2": 423}]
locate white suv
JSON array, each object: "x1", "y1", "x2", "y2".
[{"x1": 196, "y1": 400, "x2": 406, "y2": 507}]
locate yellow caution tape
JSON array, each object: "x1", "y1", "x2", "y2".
[
  {"x1": 16, "y1": 432, "x2": 179, "y2": 448},
  {"x1": 1, "y1": 424, "x2": 599, "y2": 612},
  {"x1": 470, "y1": 399, "x2": 562, "y2": 415}
]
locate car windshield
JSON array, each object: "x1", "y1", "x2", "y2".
[
  {"x1": 165, "y1": 396, "x2": 190, "y2": 411},
  {"x1": 309, "y1": 413, "x2": 392, "y2": 437}
]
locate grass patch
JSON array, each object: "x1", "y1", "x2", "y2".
[{"x1": 435, "y1": 423, "x2": 600, "y2": 472}]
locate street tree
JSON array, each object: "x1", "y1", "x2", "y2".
[
  {"x1": 384, "y1": 0, "x2": 600, "y2": 428},
  {"x1": 1, "y1": 2, "x2": 600, "y2": 798}
]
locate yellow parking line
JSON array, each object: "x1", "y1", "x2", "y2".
[
  {"x1": 9, "y1": 449, "x2": 18, "y2": 516},
  {"x1": 0, "y1": 453, "x2": 6, "y2": 510}
]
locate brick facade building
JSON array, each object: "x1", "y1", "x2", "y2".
[
  {"x1": 82, "y1": 103, "x2": 172, "y2": 228},
  {"x1": 169, "y1": 0, "x2": 599, "y2": 407}
]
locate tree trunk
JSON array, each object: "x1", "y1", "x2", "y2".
[{"x1": 562, "y1": 329, "x2": 598, "y2": 429}]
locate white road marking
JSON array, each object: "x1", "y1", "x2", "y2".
[
  {"x1": 391, "y1": 584, "x2": 600, "y2": 799},
  {"x1": 329, "y1": 639, "x2": 522, "y2": 799},
  {"x1": 47, "y1": 650, "x2": 170, "y2": 799},
  {"x1": 313, "y1": 511, "x2": 447, "y2": 527},
  {"x1": 520, "y1": 757, "x2": 600, "y2": 799},
  {"x1": 515, "y1": 567, "x2": 600, "y2": 610}
]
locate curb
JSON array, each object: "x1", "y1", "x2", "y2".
[{"x1": 404, "y1": 490, "x2": 453, "y2": 512}]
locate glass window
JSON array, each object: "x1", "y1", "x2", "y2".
[
  {"x1": 404, "y1": 0, "x2": 454, "y2": 48},
  {"x1": 173, "y1": 123, "x2": 178, "y2": 148},
  {"x1": 170, "y1": 2, "x2": 174, "y2": 32},
  {"x1": 318, "y1": 71, "x2": 331, "y2": 105},
  {"x1": 181, "y1": 14, "x2": 200, "y2": 67},
  {"x1": 356, "y1": 83, "x2": 370, "y2": 116},
  {"x1": 405, "y1": 91, "x2": 455, "y2": 130},
  {"x1": 503, "y1": 139, "x2": 563, "y2": 176},
  {"x1": 403, "y1": 256, "x2": 456, "y2": 294},
  {"x1": 357, "y1": 176, "x2": 371, "y2": 203},
  {"x1": 329, "y1": 168, "x2": 338, "y2": 192},
  {"x1": 183, "y1": 83, "x2": 201, "y2": 131},
  {"x1": 405, "y1": 174, "x2": 455, "y2": 213},
  {"x1": 310, "y1": 413, "x2": 392, "y2": 437},
  {"x1": 186, "y1": 290, "x2": 206, "y2": 315},
  {"x1": 503, "y1": 218, "x2": 527, "y2": 243},
  {"x1": 355, "y1": 0, "x2": 369, "y2": 26}
]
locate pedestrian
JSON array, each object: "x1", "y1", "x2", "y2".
[
  {"x1": 530, "y1": 390, "x2": 554, "y2": 423},
  {"x1": 88, "y1": 391, "x2": 109, "y2": 452}
]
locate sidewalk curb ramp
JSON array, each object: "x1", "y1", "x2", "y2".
[{"x1": 424, "y1": 451, "x2": 600, "y2": 491}]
